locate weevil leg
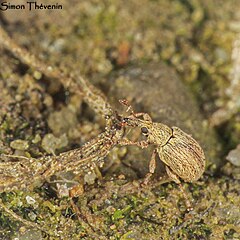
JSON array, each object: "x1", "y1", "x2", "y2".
[
  {"x1": 125, "y1": 111, "x2": 152, "y2": 122},
  {"x1": 165, "y1": 165, "x2": 181, "y2": 184},
  {"x1": 119, "y1": 99, "x2": 152, "y2": 122},
  {"x1": 119, "y1": 99, "x2": 135, "y2": 115},
  {"x1": 118, "y1": 138, "x2": 149, "y2": 149},
  {"x1": 93, "y1": 165, "x2": 103, "y2": 180},
  {"x1": 142, "y1": 148, "x2": 157, "y2": 185},
  {"x1": 165, "y1": 166, "x2": 192, "y2": 211},
  {"x1": 133, "y1": 113, "x2": 153, "y2": 122}
]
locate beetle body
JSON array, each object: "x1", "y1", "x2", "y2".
[
  {"x1": 158, "y1": 126, "x2": 205, "y2": 182},
  {"x1": 124, "y1": 114, "x2": 205, "y2": 183},
  {"x1": 119, "y1": 100, "x2": 205, "y2": 209}
]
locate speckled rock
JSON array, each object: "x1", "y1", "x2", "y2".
[
  {"x1": 41, "y1": 133, "x2": 68, "y2": 154},
  {"x1": 226, "y1": 144, "x2": 240, "y2": 167},
  {"x1": 10, "y1": 139, "x2": 29, "y2": 151}
]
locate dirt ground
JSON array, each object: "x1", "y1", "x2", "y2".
[{"x1": 0, "y1": 0, "x2": 240, "y2": 239}]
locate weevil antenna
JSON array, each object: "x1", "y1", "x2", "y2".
[{"x1": 119, "y1": 99, "x2": 136, "y2": 117}]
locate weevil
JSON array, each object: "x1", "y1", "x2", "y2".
[{"x1": 119, "y1": 100, "x2": 206, "y2": 209}]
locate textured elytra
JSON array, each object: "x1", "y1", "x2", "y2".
[
  {"x1": 125, "y1": 114, "x2": 206, "y2": 183},
  {"x1": 158, "y1": 127, "x2": 205, "y2": 182}
]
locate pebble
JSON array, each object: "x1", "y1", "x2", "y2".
[
  {"x1": 226, "y1": 144, "x2": 240, "y2": 167},
  {"x1": 26, "y1": 195, "x2": 36, "y2": 205},
  {"x1": 41, "y1": 133, "x2": 68, "y2": 154},
  {"x1": 10, "y1": 139, "x2": 29, "y2": 151}
]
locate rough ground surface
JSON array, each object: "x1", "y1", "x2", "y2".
[{"x1": 0, "y1": 0, "x2": 240, "y2": 239}]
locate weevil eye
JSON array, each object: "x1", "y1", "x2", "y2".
[{"x1": 141, "y1": 127, "x2": 148, "y2": 135}]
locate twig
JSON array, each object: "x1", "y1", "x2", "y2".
[
  {"x1": 0, "y1": 25, "x2": 126, "y2": 192},
  {"x1": 0, "y1": 123, "x2": 125, "y2": 192},
  {"x1": 0, "y1": 26, "x2": 114, "y2": 121}
]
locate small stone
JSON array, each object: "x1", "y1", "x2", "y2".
[
  {"x1": 118, "y1": 174, "x2": 125, "y2": 180},
  {"x1": 110, "y1": 224, "x2": 116, "y2": 230},
  {"x1": 32, "y1": 134, "x2": 41, "y2": 144},
  {"x1": 18, "y1": 229, "x2": 43, "y2": 240},
  {"x1": 19, "y1": 226, "x2": 26, "y2": 234},
  {"x1": 28, "y1": 212, "x2": 37, "y2": 221},
  {"x1": 226, "y1": 145, "x2": 240, "y2": 167},
  {"x1": 26, "y1": 196, "x2": 36, "y2": 205},
  {"x1": 47, "y1": 107, "x2": 78, "y2": 136},
  {"x1": 43, "y1": 95, "x2": 53, "y2": 108},
  {"x1": 10, "y1": 139, "x2": 29, "y2": 151},
  {"x1": 69, "y1": 184, "x2": 84, "y2": 198},
  {"x1": 15, "y1": 94, "x2": 23, "y2": 102},
  {"x1": 56, "y1": 183, "x2": 69, "y2": 198},
  {"x1": 105, "y1": 199, "x2": 111, "y2": 205},
  {"x1": 13, "y1": 150, "x2": 30, "y2": 158},
  {"x1": 41, "y1": 133, "x2": 68, "y2": 154},
  {"x1": 81, "y1": 124, "x2": 93, "y2": 134},
  {"x1": 33, "y1": 71, "x2": 42, "y2": 80},
  {"x1": 84, "y1": 172, "x2": 97, "y2": 185}
]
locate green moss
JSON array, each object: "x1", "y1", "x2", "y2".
[{"x1": 112, "y1": 205, "x2": 132, "y2": 221}]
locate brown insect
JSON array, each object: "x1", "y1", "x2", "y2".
[{"x1": 119, "y1": 100, "x2": 206, "y2": 209}]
